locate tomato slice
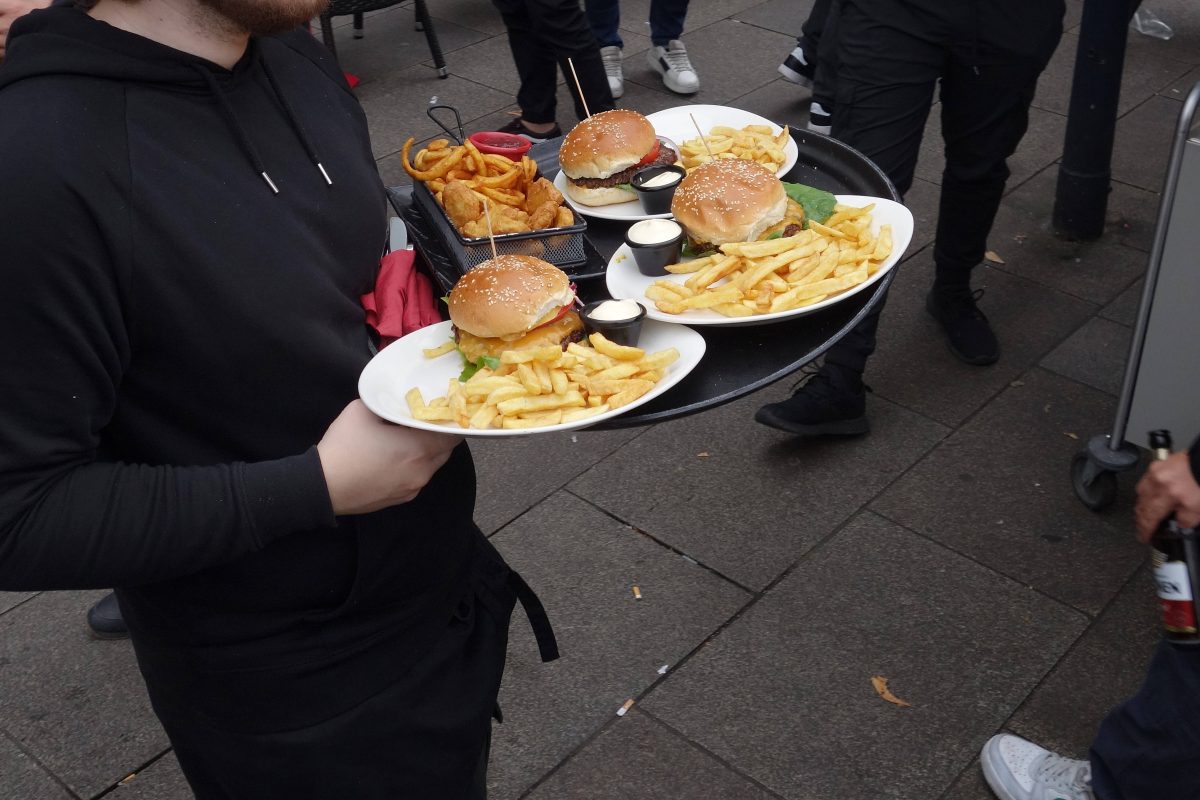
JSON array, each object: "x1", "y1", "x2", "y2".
[
  {"x1": 635, "y1": 140, "x2": 662, "y2": 168},
  {"x1": 536, "y1": 303, "x2": 575, "y2": 329}
]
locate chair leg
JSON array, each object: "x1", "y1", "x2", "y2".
[
  {"x1": 414, "y1": 0, "x2": 448, "y2": 78},
  {"x1": 318, "y1": 12, "x2": 338, "y2": 60},
  {"x1": 353, "y1": 11, "x2": 364, "y2": 39}
]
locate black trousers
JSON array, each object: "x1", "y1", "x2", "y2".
[
  {"x1": 490, "y1": 0, "x2": 615, "y2": 125},
  {"x1": 1090, "y1": 640, "x2": 1200, "y2": 800},
  {"x1": 156, "y1": 584, "x2": 516, "y2": 800},
  {"x1": 820, "y1": 0, "x2": 1064, "y2": 375}
]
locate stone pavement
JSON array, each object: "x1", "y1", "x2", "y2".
[{"x1": 3, "y1": 1, "x2": 1200, "y2": 798}]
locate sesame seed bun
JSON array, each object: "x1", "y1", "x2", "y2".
[
  {"x1": 447, "y1": 255, "x2": 577, "y2": 340},
  {"x1": 670, "y1": 160, "x2": 788, "y2": 247},
  {"x1": 559, "y1": 110, "x2": 658, "y2": 180}
]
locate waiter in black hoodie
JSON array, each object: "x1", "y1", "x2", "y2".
[{"x1": 0, "y1": 1, "x2": 555, "y2": 797}]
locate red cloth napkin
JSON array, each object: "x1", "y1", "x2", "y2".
[{"x1": 361, "y1": 249, "x2": 442, "y2": 347}]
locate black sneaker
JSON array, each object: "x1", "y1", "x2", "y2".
[
  {"x1": 496, "y1": 117, "x2": 562, "y2": 144},
  {"x1": 754, "y1": 364, "x2": 869, "y2": 436},
  {"x1": 807, "y1": 101, "x2": 832, "y2": 134},
  {"x1": 778, "y1": 44, "x2": 816, "y2": 88},
  {"x1": 86, "y1": 592, "x2": 129, "y2": 640},
  {"x1": 925, "y1": 286, "x2": 999, "y2": 365}
]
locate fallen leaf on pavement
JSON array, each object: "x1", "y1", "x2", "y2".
[
  {"x1": 984, "y1": 250, "x2": 1005, "y2": 264},
  {"x1": 871, "y1": 675, "x2": 912, "y2": 708},
  {"x1": 1065, "y1": 432, "x2": 1079, "y2": 440}
]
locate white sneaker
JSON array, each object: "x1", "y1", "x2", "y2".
[
  {"x1": 600, "y1": 45, "x2": 624, "y2": 99},
  {"x1": 648, "y1": 40, "x2": 699, "y2": 94},
  {"x1": 981, "y1": 734, "x2": 1095, "y2": 800}
]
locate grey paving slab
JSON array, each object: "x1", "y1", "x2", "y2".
[
  {"x1": 0, "y1": 591, "x2": 34, "y2": 616},
  {"x1": 112, "y1": 751, "x2": 193, "y2": 800},
  {"x1": 1100, "y1": 277, "x2": 1144, "y2": 327},
  {"x1": 622, "y1": 20, "x2": 793, "y2": 106},
  {"x1": 914, "y1": 105, "x2": 1067, "y2": 193},
  {"x1": 488, "y1": 492, "x2": 750, "y2": 800},
  {"x1": 867, "y1": 256, "x2": 1097, "y2": 428},
  {"x1": 641, "y1": 511, "x2": 1089, "y2": 800},
  {"x1": 985, "y1": 168, "x2": 1151, "y2": 307},
  {"x1": 735, "y1": 0, "x2": 812, "y2": 39},
  {"x1": 526, "y1": 710, "x2": 780, "y2": 800},
  {"x1": 1125, "y1": 0, "x2": 1200, "y2": 71},
  {"x1": 1102, "y1": 179, "x2": 1161, "y2": 254},
  {"x1": 428, "y1": 0, "x2": 509, "y2": 37},
  {"x1": 0, "y1": 735, "x2": 72, "y2": 800},
  {"x1": 1040, "y1": 316, "x2": 1133, "y2": 397},
  {"x1": 356, "y1": 65, "x2": 514, "y2": 159},
  {"x1": 324, "y1": 7, "x2": 488, "y2": 82},
  {"x1": 871, "y1": 368, "x2": 1146, "y2": 615},
  {"x1": 432, "y1": 31, "x2": 526, "y2": 96},
  {"x1": 1112, "y1": 93, "x2": 1185, "y2": 194},
  {"x1": 568, "y1": 387, "x2": 947, "y2": 591},
  {"x1": 1033, "y1": 30, "x2": 1193, "y2": 119},
  {"x1": 1166, "y1": 64, "x2": 1200, "y2": 96},
  {"x1": 0, "y1": 590, "x2": 169, "y2": 799},
  {"x1": 470, "y1": 427, "x2": 645, "y2": 536},
  {"x1": 728, "y1": 78, "x2": 815, "y2": 133},
  {"x1": 940, "y1": 763, "x2": 1001, "y2": 800},
  {"x1": 1007, "y1": 567, "x2": 1159, "y2": 759}
]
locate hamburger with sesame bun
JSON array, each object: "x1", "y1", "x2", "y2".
[
  {"x1": 447, "y1": 255, "x2": 584, "y2": 377},
  {"x1": 559, "y1": 109, "x2": 679, "y2": 207},
  {"x1": 670, "y1": 159, "x2": 789, "y2": 255}
]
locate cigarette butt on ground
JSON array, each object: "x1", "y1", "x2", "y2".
[
  {"x1": 632, "y1": 586, "x2": 642, "y2": 600},
  {"x1": 617, "y1": 699, "x2": 635, "y2": 716}
]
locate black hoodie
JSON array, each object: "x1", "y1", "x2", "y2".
[{"x1": 0, "y1": 6, "x2": 490, "y2": 731}]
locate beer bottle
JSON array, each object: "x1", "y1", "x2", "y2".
[{"x1": 1149, "y1": 429, "x2": 1200, "y2": 643}]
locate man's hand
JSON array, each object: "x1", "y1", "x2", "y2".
[
  {"x1": 1135, "y1": 451, "x2": 1200, "y2": 543},
  {"x1": 0, "y1": 0, "x2": 50, "y2": 60},
  {"x1": 317, "y1": 400, "x2": 464, "y2": 516}
]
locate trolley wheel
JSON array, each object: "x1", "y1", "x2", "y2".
[{"x1": 1071, "y1": 451, "x2": 1118, "y2": 511}]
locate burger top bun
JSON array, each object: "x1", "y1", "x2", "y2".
[
  {"x1": 559, "y1": 109, "x2": 657, "y2": 179},
  {"x1": 448, "y1": 255, "x2": 575, "y2": 339},
  {"x1": 671, "y1": 160, "x2": 788, "y2": 246}
]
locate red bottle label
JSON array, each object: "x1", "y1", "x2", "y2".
[{"x1": 1154, "y1": 559, "x2": 1198, "y2": 633}]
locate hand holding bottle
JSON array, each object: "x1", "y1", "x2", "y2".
[{"x1": 1136, "y1": 451, "x2": 1200, "y2": 543}]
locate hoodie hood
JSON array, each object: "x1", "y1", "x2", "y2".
[{"x1": 1, "y1": 5, "x2": 333, "y2": 192}]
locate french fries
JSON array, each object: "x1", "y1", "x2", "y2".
[
  {"x1": 405, "y1": 333, "x2": 680, "y2": 430},
  {"x1": 401, "y1": 136, "x2": 572, "y2": 237},
  {"x1": 646, "y1": 203, "x2": 894, "y2": 318},
  {"x1": 678, "y1": 124, "x2": 791, "y2": 174}
]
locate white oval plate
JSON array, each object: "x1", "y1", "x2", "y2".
[
  {"x1": 359, "y1": 319, "x2": 706, "y2": 436},
  {"x1": 556, "y1": 104, "x2": 799, "y2": 223},
  {"x1": 604, "y1": 195, "x2": 914, "y2": 327}
]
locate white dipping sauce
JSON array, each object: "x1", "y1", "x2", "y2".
[
  {"x1": 639, "y1": 170, "x2": 681, "y2": 188},
  {"x1": 626, "y1": 218, "x2": 682, "y2": 245},
  {"x1": 589, "y1": 299, "x2": 642, "y2": 321}
]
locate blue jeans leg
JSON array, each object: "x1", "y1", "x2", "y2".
[
  {"x1": 648, "y1": 0, "x2": 689, "y2": 46},
  {"x1": 585, "y1": 0, "x2": 623, "y2": 49},
  {"x1": 1089, "y1": 639, "x2": 1200, "y2": 800}
]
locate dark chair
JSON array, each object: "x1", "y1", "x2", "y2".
[{"x1": 319, "y1": 0, "x2": 448, "y2": 78}]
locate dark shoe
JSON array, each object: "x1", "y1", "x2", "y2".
[
  {"x1": 778, "y1": 43, "x2": 816, "y2": 88},
  {"x1": 496, "y1": 117, "x2": 562, "y2": 144},
  {"x1": 755, "y1": 365, "x2": 869, "y2": 436},
  {"x1": 87, "y1": 592, "x2": 129, "y2": 640},
  {"x1": 925, "y1": 286, "x2": 999, "y2": 365},
  {"x1": 807, "y1": 101, "x2": 832, "y2": 135}
]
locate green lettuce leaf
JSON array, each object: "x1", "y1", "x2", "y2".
[
  {"x1": 456, "y1": 350, "x2": 501, "y2": 382},
  {"x1": 781, "y1": 182, "x2": 837, "y2": 227}
]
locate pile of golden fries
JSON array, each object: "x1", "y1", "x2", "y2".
[
  {"x1": 678, "y1": 124, "x2": 790, "y2": 174},
  {"x1": 408, "y1": 333, "x2": 679, "y2": 430},
  {"x1": 645, "y1": 204, "x2": 893, "y2": 317},
  {"x1": 401, "y1": 137, "x2": 573, "y2": 238}
]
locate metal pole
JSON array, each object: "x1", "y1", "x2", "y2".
[{"x1": 1051, "y1": 0, "x2": 1136, "y2": 240}]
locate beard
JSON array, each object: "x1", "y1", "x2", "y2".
[{"x1": 196, "y1": 0, "x2": 330, "y2": 37}]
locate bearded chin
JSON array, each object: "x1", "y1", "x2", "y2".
[{"x1": 197, "y1": 0, "x2": 330, "y2": 36}]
